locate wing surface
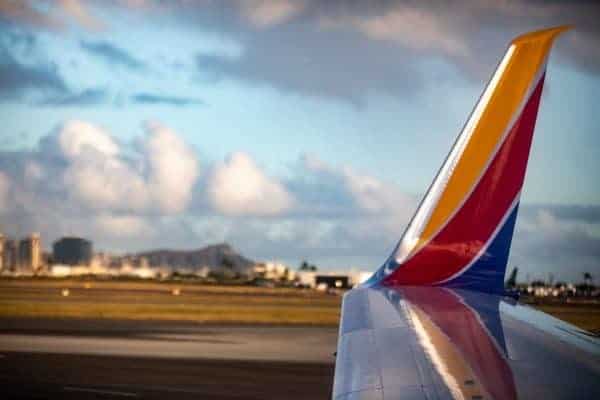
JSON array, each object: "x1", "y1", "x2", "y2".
[{"x1": 333, "y1": 287, "x2": 600, "y2": 400}]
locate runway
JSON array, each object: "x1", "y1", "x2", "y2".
[
  {"x1": 0, "y1": 318, "x2": 337, "y2": 399},
  {"x1": 0, "y1": 353, "x2": 334, "y2": 399}
]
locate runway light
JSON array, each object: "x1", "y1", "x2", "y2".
[
  {"x1": 172, "y1": 288, "x2": 181, "y2": 296},
  {"x1": 61, "y1": 289, "x2": 70, "y2": 297}
]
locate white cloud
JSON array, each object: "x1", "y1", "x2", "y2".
[
  {"x1": 57, "y1": 121, "x2": 148, "y2": 212},
  {"x1": 342, "y1": 166, "x2": 407, "y2": 214},
  {"x1": 59, "y1": 0, "x2": 105, "y2": 31},
  {"x1": 1, "y1": 121, "x2": 598, "y2": 280},
  {"x1": 0, "y1": 118, "x2": 198, "y2": 247},
  {"x1": 207, "y1": 152, "x2": 293, "y2": 216},
  {"x1": 55, "y1": 119, "x2": 200, "y2": 214},
  {"x1": 287, "y1": 155, "x2": 417, "y2": 258},
  {"x1": 52, "y1": 120, "x2": 146, "y2": 211},
  {"x1": 63, "y1": 154, "x2": 149, "y2": 212},
  {"x1": 323, "y1": 7, "x2": 469, "y2": 59},
  {"x1": 520, "y1": 208, "x2": 600, "y2": 240},
  {"x1": 94, "y1": 214, "x2": 154, "y2": 237},
  {"x1": 237, "y1": 0, "x2": 306, "y2": 28},
  {"x1": 24, "y1": 161, "x2": 43, "y2": 184},
  {"x1": 509, "y1": 207, "x2": 600, "y2": 281},
  {"x1": 142, "y1": 121, "x2": 200, "y2": 213},
  {"x1": 299, "y1": 153, "x2": 415, "y2": 219},
  {"x1": 57, "y1": 120, "x2": 120, "y2": 159}
]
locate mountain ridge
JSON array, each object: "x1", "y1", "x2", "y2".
[{"x1": 133, "y1": 243, "x2": 255, "y2": 274}]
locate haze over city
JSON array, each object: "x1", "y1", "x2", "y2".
[{"x1": 1, "y1": 1, "x2": 599, "y2": 282}]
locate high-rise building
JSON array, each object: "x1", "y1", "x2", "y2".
[
  {"x1": 0, "y1": 234, "x2": 4, "y2": 271},
  {"x1": 18, "y1": 233, "x2": 42, "y2": 273},
  {"x1": 3, "y1": 239, "x2": 17, "y2": 272},
  {"x1": 53, "y1": 237, "x2": 93, "y2": 266}
]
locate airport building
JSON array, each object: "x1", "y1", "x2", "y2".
[
  {"x1": 53, "y1": 237, "x2": 93, "y2": 266},
  {"x1": 296, "y1": 270, "x2": 373, "y2": 289},
  {"x1": 315, "y1": 274, "x2": 351, "y2": 289}
]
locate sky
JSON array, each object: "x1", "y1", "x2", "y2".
[{"x1": 0, "y1": 0, "x2": 599, "y2": 282}]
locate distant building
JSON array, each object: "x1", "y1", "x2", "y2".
[
  {"x1": 53, "y1": 237, "x2": 92, "y2": 266},
  {"x1": 253, "y1": 262, "x2": 291, "y2": 281},
  {"x1": 18, "y1": 233, "x2": 42, "y2": 273},
  {"x1": 296, "y1": 271, "x2": 317, "y2": 288},
  {"x1": 50, "y1": 265, "x2": 72, "y2": 277},
  {"x1": 3, "y1": 239, "x2": 17, "y2": 272},
  {"x1": 89, "y1": 252, "x2": 112, "y2": 275},
  {"x1": 0, "y1": 234, "x2": 4, "y2": 271},
  {"x1": 296, "y1": 270, "x2": 373, "y2": 289}
]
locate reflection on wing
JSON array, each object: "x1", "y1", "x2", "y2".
[{"x1": 400, "y1": 287, "x2": 516, "y2": 400}]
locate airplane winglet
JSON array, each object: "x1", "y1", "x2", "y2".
[
  {"x1": 366, "y1": 27, "x2": 570, "y2": 294},
  {"x1": 510, "y1": 25, "x2": 572, "y2": 45}
]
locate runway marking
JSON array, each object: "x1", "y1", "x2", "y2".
[{"x1": 63, "y1": 386, "x2": 138, "y2": 397}]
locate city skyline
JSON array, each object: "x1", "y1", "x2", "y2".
[
  {"x1": 1, "y1": 1, "x2": 599, "y2": 281},
  {"x1": 0, "y1": 232, "x2": 42, "y2": 273},
  {"x1": 1, "y1": 230, "x2": 596, "y2": 289}
]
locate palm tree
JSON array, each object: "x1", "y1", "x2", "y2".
[{"x1": 299, "y1": 260, "x2": 310, "y2": 271}]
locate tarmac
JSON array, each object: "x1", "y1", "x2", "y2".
[{"x1": 0, "y1": 318, "x2": 338, "y2": 399}]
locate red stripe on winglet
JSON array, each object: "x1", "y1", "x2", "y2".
[{"x1": 384, "y1": 74, "x2": 545, "y2": 286}]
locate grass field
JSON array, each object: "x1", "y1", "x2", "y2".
[
  {"x1": 525, "y1": 301, "x2": 600, "y2": 334},
  {"x1": 0, "y1": 278, "x2": 342, "y2": 325},
  {"x1": 1, "y1": 279, "x2": 599, "y2": 333}
]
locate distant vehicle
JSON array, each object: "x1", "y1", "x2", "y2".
[{"x1": 332, "y1": 26, "x2": 600, "y2": 400}]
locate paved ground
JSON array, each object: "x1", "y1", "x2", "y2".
[
  {"x1": 0, "y1": 318, "x2": 338, "y2": 399},
  {"x1": 0, "y1": 353, "x2": 335, "y2": 399}
]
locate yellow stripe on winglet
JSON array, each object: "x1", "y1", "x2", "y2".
[{"x1": 412, "y1": 26, "x2": 571, "y2": 255}]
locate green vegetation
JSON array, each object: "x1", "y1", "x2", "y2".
[{"x1": 299, "y1": 260, "x2": 318, "y2": 271}]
